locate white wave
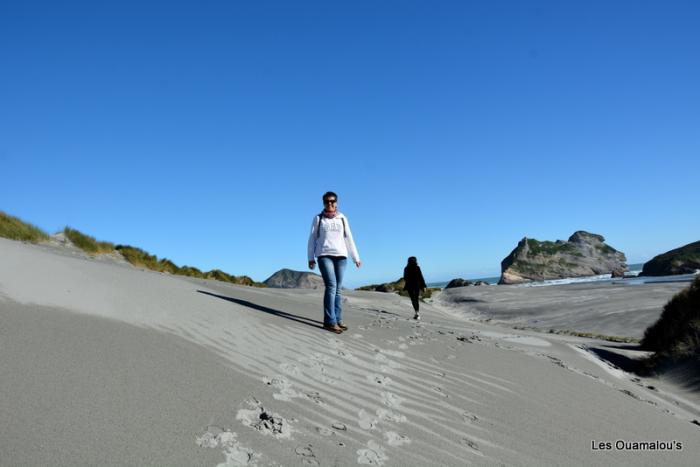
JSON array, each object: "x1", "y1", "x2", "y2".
[{"x1": 515, "y1": 274, "x2": 613, "y2": 288}]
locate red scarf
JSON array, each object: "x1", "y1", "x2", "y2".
[{"x1": 323, "y1": 210, "x2": 338, "y2": 219}]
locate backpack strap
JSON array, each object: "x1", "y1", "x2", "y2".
[{"x1": 316, "y1": 213, "x2": 347, "y2": 238}]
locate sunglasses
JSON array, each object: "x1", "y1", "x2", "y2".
[{"x1": 323, "y1": 199, "x2": 337, "y2": 204}]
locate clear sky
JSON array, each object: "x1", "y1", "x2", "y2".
[{"x1": 2, "y1": 0, "x2": 699, "y2": 288}]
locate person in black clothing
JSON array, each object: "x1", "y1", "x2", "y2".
[{"x1": 403, "y1": 256, "x2": 427, "y2": 320}]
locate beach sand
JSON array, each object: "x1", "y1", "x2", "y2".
[
  {"x1": 1, "y1": 237, "x2": 698, "y2": 466},
  {"x1": 435, "y1": 280, "x2": 691, "y2": 340}
]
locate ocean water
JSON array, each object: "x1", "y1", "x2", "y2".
[{"x1": 426, "y1": 263, "x2": 697, "y2": 289}]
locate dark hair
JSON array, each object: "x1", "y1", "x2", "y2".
[
  {"x1": 407, "y1": 256, "x2": 418, "y2": 266},
  {"x1": 322, "y1": 191, "x2": 338, "y2": 201}
]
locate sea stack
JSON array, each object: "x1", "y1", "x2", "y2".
[
  {"x1": 499, "y1": 231, "x2": 627, "y2": 285},
  {"x1": 639, "y1": 240, "x2": 700, "y2": 276}
]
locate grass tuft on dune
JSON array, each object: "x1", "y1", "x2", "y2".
[
  {"x1": 63, "y1": 227, "x2": 115, "y2": 255},
  {"x1": 0, "y1": 211, "x2": 50, "y2": 243},
  {"x1": 1, "y1": 210, "x2": 265, "y2": 288},
  {"x1": 641, "y1": 276, "x2": 700, "y2": 363},
  {"x1": 115, "y1": 245, "x2": 265, "y2": 287},
  {"x1": 115, "y1": 245, "x2": 169, "y2": 271}
]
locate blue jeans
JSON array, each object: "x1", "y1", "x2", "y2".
[{"x1": 317, "y1": 256, "x2": 347, "y2": 326}]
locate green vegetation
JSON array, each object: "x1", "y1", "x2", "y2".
[
  {"x1": 357, "y1": 278, "x2": 405, "y2": 293},
  {"x1": 595, "y1": 244, "x2": 617, "y2": 255},
  {"x1": 508, "y1": 325, "x2": 638, "y2": 343},
  {"x1": 116, "y1": 245, "x2": 168, "y2": 271},
  {"x1": 0, "y1": 211, "x2": 49, "y2": 243},
  {"x1": 204, "y1": 269, "x2": 258, "y2": 287},
  {"x1": 641, "y1": 240, "x2": 700, "y2": 276},
  {"x1": 357, "y1": 278, "x2": 438, "y2": 300},
  {"x1": 557, "y1": 259, "x2": 579, "y2": 269},
  {"x1": 511, "y1": 262, "x2": 546, "y2": 276},
  {"x1": 641, "y1": 277, "x2": 700, "y2": 363},
  {"x1": 577, "y1": 232, "x2": 605, "y2": 243},
  {"x1": 526, "y1": 239, "x2": 578, "y2": 257},
  {"x1": 157, "y1": 258, "x2": 179, "y2": 274},
  {"x1": 116, "y1": 245, "x2": 264, "y2": 287},
  {"x1": 63, "y1": 227, "x2": 115, "y2": 255},
  {"x1": 547, "y1": 329, "x2": 639, "y2": 343},
  {"x1": 1, "y1": 210, "x2": 265, "y2": 288}
]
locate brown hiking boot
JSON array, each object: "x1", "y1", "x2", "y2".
[
  {"x1": 323, "y1": 324, "x2": 343, "y2": 334},
  {"x1": 337, "y1": 322, "x2": 348, "y2": 331}
]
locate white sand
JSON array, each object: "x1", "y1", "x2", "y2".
[
  {"x1": 436, "y1": 281, "x2": 690, "y2": 339},
  {"x1": 1, "y1": 237, "x2": 699, "y2": 466}
]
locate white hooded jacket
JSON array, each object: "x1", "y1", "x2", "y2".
[{"x1": 307, "y1": 212, "x2": 360, "y2": 263}]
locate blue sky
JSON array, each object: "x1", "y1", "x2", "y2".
[{"x1": 2, "y1": 0, "x2": 699, "y2": 287}]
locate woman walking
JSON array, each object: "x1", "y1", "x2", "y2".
[
  {"x1": 403, "y1": 256, "x2": 427, "y2": 320},
  {"x1": 308, "y1": 191, "x2": 361, "y2": 334}
]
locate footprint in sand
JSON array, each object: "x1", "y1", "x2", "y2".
[
  {"x1": 315, "y1": 426, "x2": 334, "y2": 436},
  {"x1": 279, "y1": 362, "x2": 301, "y2": 376},
  {"x1": 546, "y1": 356, "x2": 568, "y2": 369},
  {"x1": 315, "y1": 421, "x2": 347, "y2": 437},
  {"x1": 385, "y1": 431, "x2": 411, "y2": 446},
  {"x1": 196, "y1": 430, "x2": 259, "y2": 466},
  {"x1": 263, "y1": 376, "x2": 302, "y2": 401},
  {"x1": 332, "y1": 422, "x2": 348, "y2": 431},
  {"x1": 236, "y1": 398, "x2": 293, "y2": 439},
  {"x1": 358, "y1": 409, "x2": 378, "y2": 430},
  {"x1": 196, "y1": 430, "x2": 222, "y2": 449},
  {"x1": 619, "y1": 389, "x2": 646, "y2": 402},
  {"x1": 305, "y1": 391, "x2": 326, "y2": 405},
  {"x1": 462, "y1": 411, "x2": 479, "y2": 424},
  {"x1": 368, "y1": 374, "x2": 393, "y2": 386},
  {"x1": 295, "y1": 444, "x2": 320, "y2": 466},
  {"x1": 380, "y1": 391, "x2": 404, "y2": 409},
  {"x1": 407, "y1": 334, "x2": 426, "y2": 346},
  {"x1": 357, "y1": 440, "x2": 388, "y2": 466},
  {"x1": 461, "y1": 437, "x2": 480, "y2": 452},
  {"x1": 376, "y1": 408, "x2": 407, "y2": 423},
  {"x1": 432, "y1": 386, "x2": 449, "y2": 398},
  {"x1": 335, "y1": 348, "x2": 359, "y2": 362},
  {"x1": 374, "y1": 353, "x2": 401, "y2": 371},
  {"x1": 300, "y1": 353, "x2": 341, "y2": 384}
]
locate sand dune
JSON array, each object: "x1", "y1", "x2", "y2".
[
  {"x1": 1, "y1": 237, "x2": 698, "y2": 466},
  {"x1": 436, "y1": 281, "x2": 690, "y2": 339}
]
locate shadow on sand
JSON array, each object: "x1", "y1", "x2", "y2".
[
  {"x1": 591, "y1": 345, "x2": 700, "y2": 393},
  {"x1": 451, "y1": 297, "x2": 484, "y2": 303},
  {"x1": 587, "y1": 346, "x2": 646, "y2": 373},
  {"x1": 197, "y1": 290, "x2": 324, "y2": 329}
]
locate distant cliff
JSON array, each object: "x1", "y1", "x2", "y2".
[
  {"x1": 499, "y1": 231, "x2": 627, "y2": 285},
  {"x1": 640, "y1": 240, "x2": 700, "y2": 276},
  {"x1": 264, "y1": 268, "x2": 324, "y2": 289}
]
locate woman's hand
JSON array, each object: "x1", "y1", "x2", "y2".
[
  {"x1": 355, "y1": 260, "x2": 362, "y2": 268},
  {"x1": 308, "y1": 260, "x2": 316, "y2": 270}
]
